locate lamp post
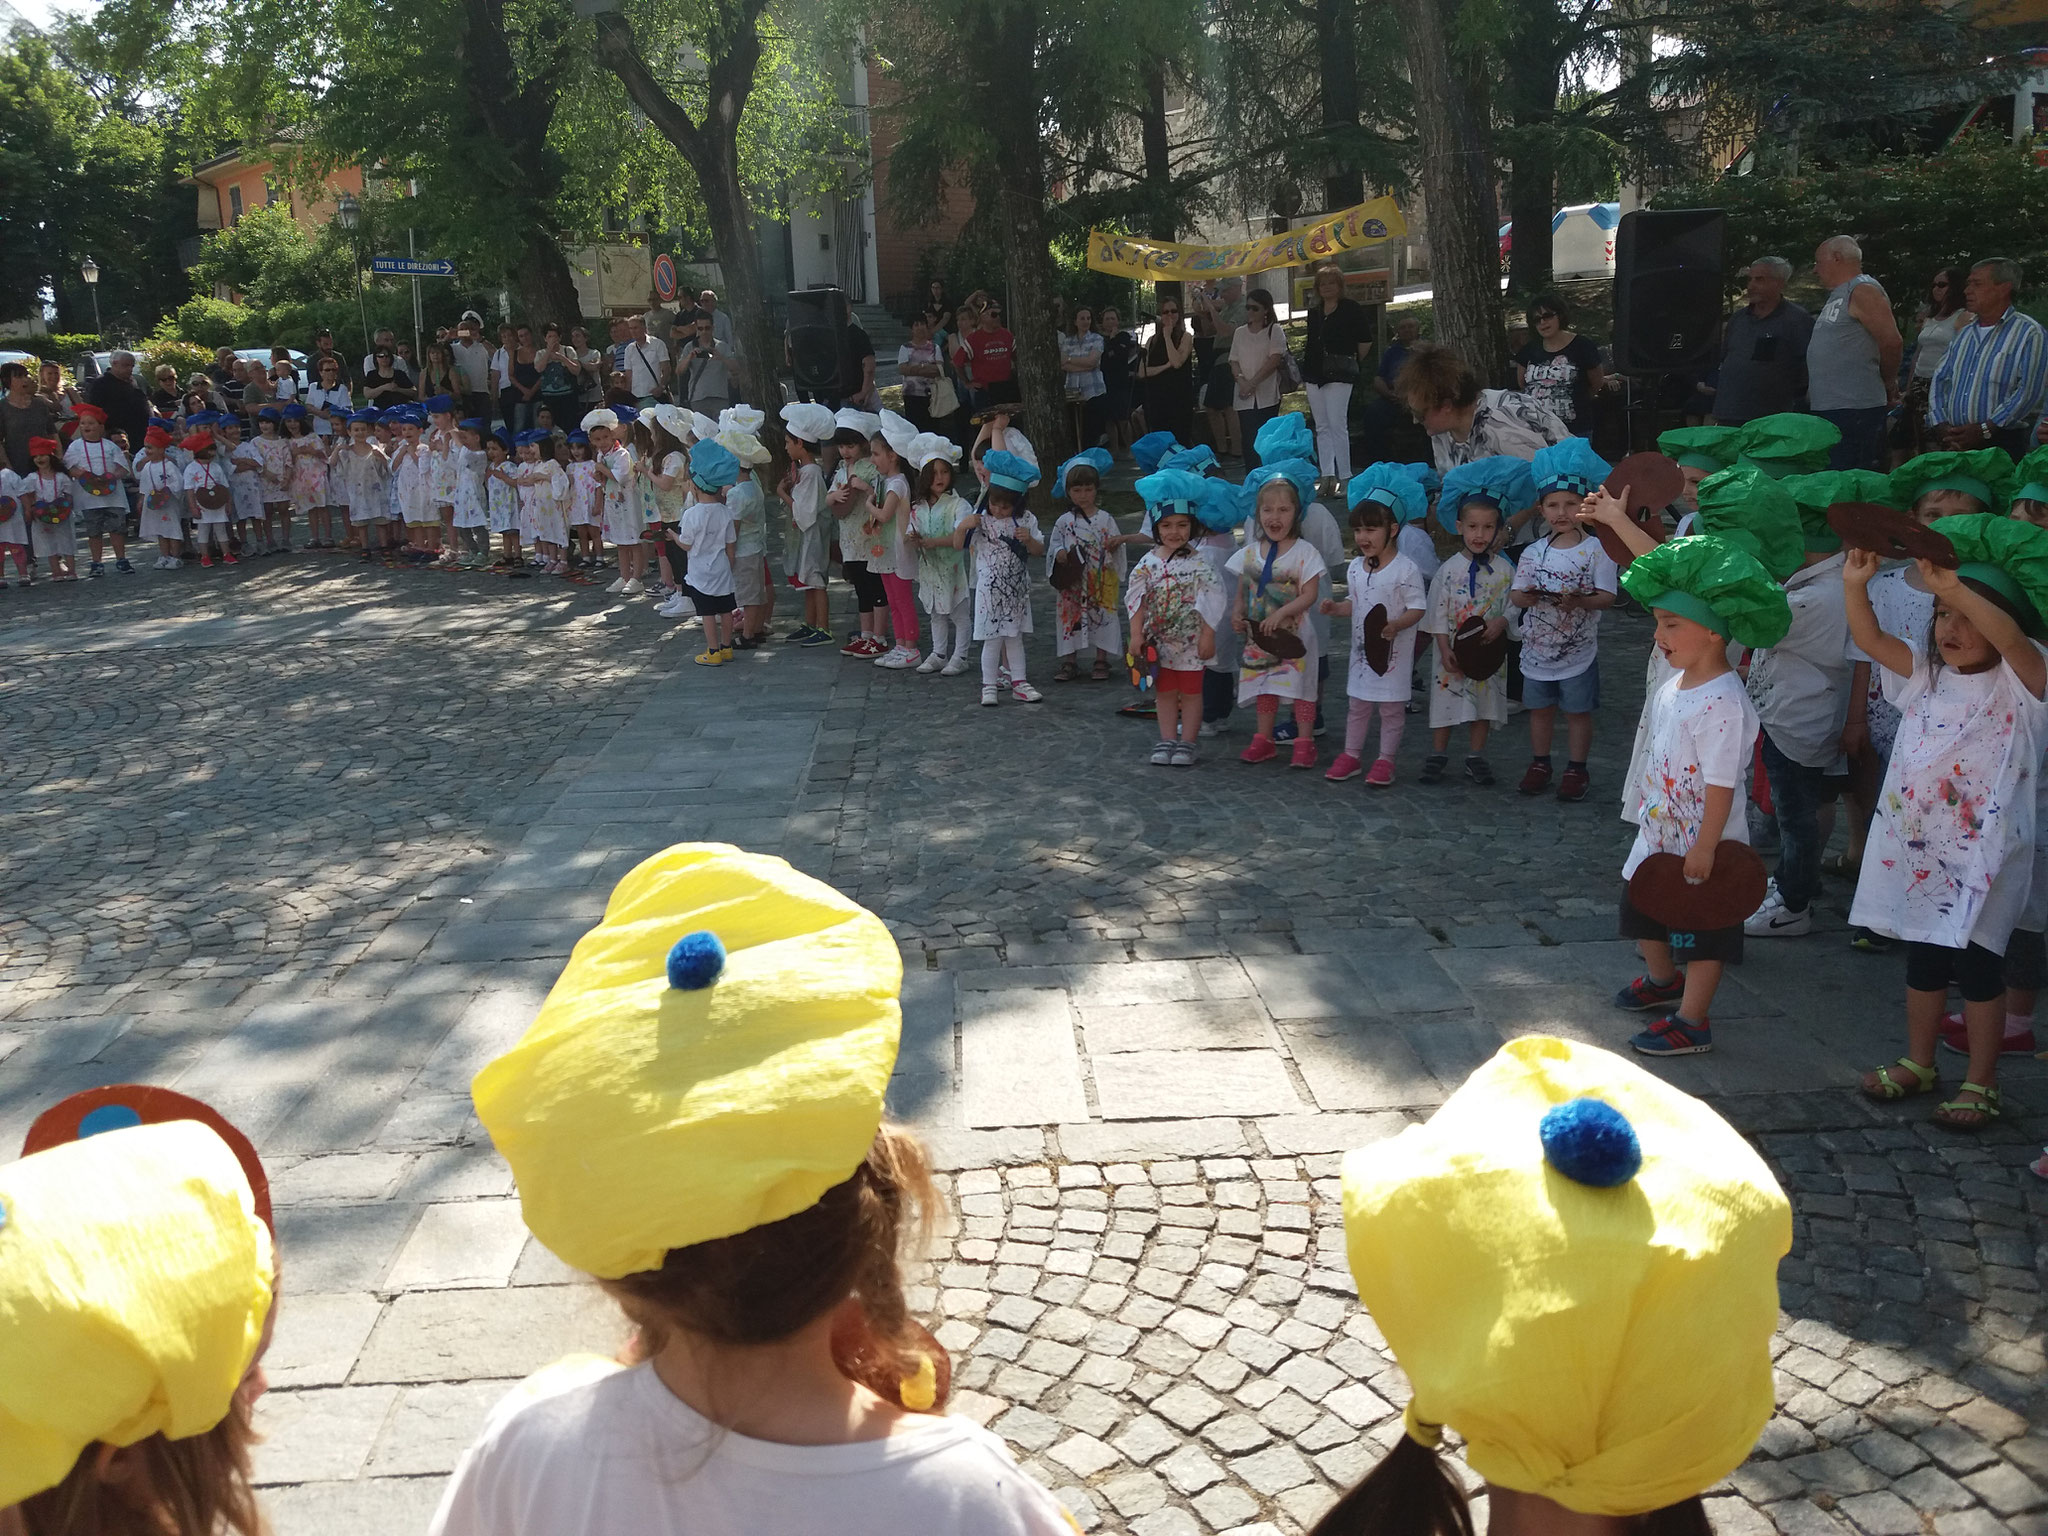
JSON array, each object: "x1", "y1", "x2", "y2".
[
  {"x1": 335, "y1": 190, "x2": 372, "y2": 359},
  {"x1": 80, "y1": 256, "x2": 102, "y2": 335}
]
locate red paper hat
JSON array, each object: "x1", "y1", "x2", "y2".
[
  {"x1": 145, "y1": 426, "x2": 174, "y2": 447},
  {"x1": 72, "y1": 401, "x2": 108, "y2": 423},
  {"x1": 181, "y1": 431, "x2": 215, "y2": 453},
  {"x1": 28, "y1": 436, "x2": 60, "y2": 458},
  {"x1": 24, "y1": 1085, "x2": 272, "y2": 1229}
]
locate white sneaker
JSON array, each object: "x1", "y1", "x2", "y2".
[
  {"x1": 169, "y1": 557, "x2": 182, "y2": 568},
  {"x1": 1011, "y1": 681, "x2": 1044, "y2": 703},
  {"x1": 620, "y1": 578, "x2": 644, "y2": 597},
  {"x1": 941, "y1": 655, "x2": 969, "y2": 676},
  {"x1": 980, "y1": 685, "x2": 1000, "y2": 706},
  {"x1": 877, "y1": 647, "x2": 917, "y2": 670},
  {"x1": 656, "y1": 594, "x2": 693, "y2": 618},
  {"x1": 605, "y1": 576, "x2": 628, "y2": 594},
  {"x1": 1743, "y1": 882, "x2": 1813, "y2": 937},
  {"x1": 916, "y1": 653, "x2": 944, "y2": 674}
]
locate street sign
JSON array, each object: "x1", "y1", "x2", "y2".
[
  {"x1": 652, "y1": 253, "x2": 678, "y2": 303},
  {"x1": 370, "y1": 256, "x2": 455, "y2": 278}
]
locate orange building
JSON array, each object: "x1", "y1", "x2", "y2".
[{"x1": 184, "y1": 148, "x2": 367, "y2": 236}]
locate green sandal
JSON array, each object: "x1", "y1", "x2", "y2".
[
  {"x1": 1933, "y1": 1081, "x2": 2001, "y2": 1132},
  {"x1": 1862, "y1": 1056, "x2": 1937, "y2": 1102}
]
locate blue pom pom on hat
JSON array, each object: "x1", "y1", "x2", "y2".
[
  {"x1": 1539, "y1": 1097, "x2": 1643, "y2": 1188},
  {"x1": 665, "y1": 930, "x2": 727, "y2": 990}
]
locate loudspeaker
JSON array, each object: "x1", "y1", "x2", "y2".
[
  {"x1": 1612, "y1": 209, "x2": 1726, "y2": 374},
  {"x1": 787, "y1": 286, "x2": 850, "y2": 395}
]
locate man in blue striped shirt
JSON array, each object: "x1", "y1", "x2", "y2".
[{"x1": 1926, "y1": 258, "x2": 2048, "y2": 458}]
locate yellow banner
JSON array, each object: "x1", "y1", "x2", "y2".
[{"x1": 1086, "y1": 197, "x2": 1408, "y2": 281}]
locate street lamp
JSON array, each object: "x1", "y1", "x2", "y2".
[
  {"x1": 80, "y1": 256, "x2": 102, "y2": 335},
  {"x1": 335, "y1": 190, "x2": 372, "y2": 358}
]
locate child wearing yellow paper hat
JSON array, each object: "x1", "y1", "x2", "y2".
[
  {"x1": 0, "y1": 1120, "x2": 276, "y2": 1536},
  {"x1": 440, "y1": 844, "x2": 1078, "y2": 1536},
  {"x1": 1845, "y1": 517, "x2": 2048, "y2": 1131},
  {"x1": 1610, "y1": 536, "x2": 1791, "y2": 1056},
  {"x1": 1318, "y1": 1035, "x2": 1791, "y2": 1536}
]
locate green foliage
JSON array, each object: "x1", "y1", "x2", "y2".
[
  {"x1": 1652, "y1": 134, "x2": 2048, "y2": 310},
  {"x1": 143, "y1": 339, "x2": 217, "y2": 381},
  {"x1": 0, "y1": 32, "x2": 196, "y2": 336},
  {"x1": 162, "y1": 297, "x2": 251, "y2": 350},
  {"x1": 189, "y1": 204, "x2": 357, "y2": 311},
  {"x1": 45, "y1": 332, "x2": 105, "y2": 357}
]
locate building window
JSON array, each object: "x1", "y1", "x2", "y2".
[
  {"x1": 265, "y1": 178, "x2": 281, "y2": 206},
  {"x1": 228, "y1": 185, "x2": 243, "y2": 223}
]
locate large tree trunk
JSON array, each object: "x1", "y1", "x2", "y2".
[
  {"x1": 511, "y1": 230, "x2": 585, "y2": 328},
  {"x1": 978, "y1": 0, "x2": 1068, "y2": 471},
  {"x1": 590, "y1": 5, "x2": 782, "y2": 414},
  {"x1": 1140, "y1": 57, "x2": 1181, "y2": 308},
  {"x1": 465, "y1": 0, "x2": 581, "y2": 327},
  {"x1": 1316, "y1": 0, "x2": 1364, "y2": 214},
  {"x1": 1391, "y1": 0, "x2": 1507, "y2": 381},
  {"x1": 1504, "y1": 44, "x2": 1559, "y2": 297}
]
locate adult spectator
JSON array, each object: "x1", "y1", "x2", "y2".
[
  {"x1": 1900, "y1": 266, "x2": 1968, "y2": 455},
  {"x1": 1193, "y1": 278, "x2": 1244, "y2": 459},
  {"x1": 508, "y1": 324, "x2": 541, "y2": 430},
  {"x1": 925, "y1": 279, "x2": 955, "y2": 339},
  {"x1": 953, "y1": 304, "x2": 1014, "y2": 411},
  {"x1": 493, "y1": 323, "x2": 519, "y2": 424},
  {"x1": 148, "y1": 362, "x2": 183, "y2": 419},
  {"x1": 239, "y1": 360, "x2": 272, "y2": 416},
  {"x1": 1, "y1": 361, "x2": 58, "y2": 474},
  {"x1": 1398, "y1": 341, "x2": 1571, "y2": 546},
  {"x1": 1806, "y1": 235, "x2": 1901, "y2": 470},
  {"x1": 1514, "y1": 293, "x2": 1605, "y2": 436},
  {"x1": 363, "y1": 346, "x2": 415, "y2": 407},
  {"x1": 676, "y1": 314, "x2": 736, "y2": 415},
  {"x1": 206, "y1": 346, "x2": 237, "y2": 392},
  {"x1": 618, "y1": 314, "x2": 670, "y2": 406},
  {"x1": 86, "y1": 351, "x2": 150, "y2": 449},
  {"x1": 695, "y1": 289, "x2": 735, "y2": 352},
  {"x1": 897, "y1": 315, "x2": 943, "y2": 432},
  {"x1": 361, "y1": 329, "x2": 412, "y2": 385},
  {"x1": 535, "y1": 324, "x2": 582, "y2": 427},
  {"x1": 305, "y1": 355, "x2": 352, "y2": 439},
  {"x1": 1707, "y1": 257, "x2": 1812, "y2": 425},
  {"x1": 1229, "y1": 288, "x2": 1289, "y2": 469},
  {"x1": 1927, "y1": 257, "x2": 2048, "y2": 459},
  {"x1": 36, "y1": 360, "x2": 82, "y2": 433},
  {"x1": 1139, "y1": 294, "x2": 1198, "y2": 444},
  {"x1": 417, "y1": 340, "x2": 462, "y2": 405},
  {"x1": 1302, "y1": 262, "x2": 1371, "y2": 478},
  {"x1": 842, "y1": 312, "x2": 879, "y2": 411},
  {"x1": 1060, "y1": 307, "x2": 1106, "y2": 447},
  {"x1": 569, "y1": 325, "x2": 603, "y2": 407},
  {"x1": 451, "y1": 316, "x2": 493, "y2": 422},
  {"x1": 1098, "y1": 306, "x2": 1139, "y2": 457},
  {"x1": 310, "y1": 328, "x2": 343, "y2": 381}
]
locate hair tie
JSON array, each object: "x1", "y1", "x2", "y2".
[{"x1": 1404, "y1": 1405, "x2": 1445, "y2": 1449}]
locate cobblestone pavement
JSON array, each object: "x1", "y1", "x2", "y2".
[{"x1": 1, "y1": 551, "x2": 2043, "y2": 1536}]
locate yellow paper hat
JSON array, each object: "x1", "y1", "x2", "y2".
[
  {"x1": 0, "y1": 1120, "x2": 275, "y2": 1507},
  {"x1": 472, "y1": 843, "x2": 903, "y2": 1279},
  {"x1": 1341, "y1": 1036, "x2": 1791, "y2": 1517}
]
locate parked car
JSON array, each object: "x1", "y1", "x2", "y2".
[{"x1": 0, "y1": 349, "x2": 37, "y2": 372}]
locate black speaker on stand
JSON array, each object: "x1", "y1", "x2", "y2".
[
  {"x1": 787, "y1": 286, "x2": 851, "y2": 402},
  {"x1": 1612, "y1": 208, "x2": 1726, "y2": 451}
]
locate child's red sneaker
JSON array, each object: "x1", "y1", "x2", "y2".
[
  {"x1": 1289, "y1": 739, "x2": 1317, "y2": 770},
  {"x1": 1240, "y1": 735, "x2": 1278, "y2": 765},
  {"x1": 1325, "y1": 753, "x2": 1363, "y2": 782},
  {"x1": 1517, "y1": 760, "x2": 1552, "y2": 795}
]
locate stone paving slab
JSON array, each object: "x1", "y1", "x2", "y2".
[{"x1": 3, "y1": 554, "x2": 2044, "y2": 1536}]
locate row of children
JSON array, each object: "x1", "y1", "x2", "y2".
[{"x1": 0, "y1": 842, "x2": 1801, "y2": 1536}]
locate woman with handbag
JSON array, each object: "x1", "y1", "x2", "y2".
[{"x1": 1302, "y1": 262, "x2": 1370, "y2": 479}]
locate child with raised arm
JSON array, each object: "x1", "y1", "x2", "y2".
[
  {"x1": 1848, "y1": 518, "x2": 2048, "y2": 1131},
  {"x1": 1511, "y1": 437, "x2": 1618, "y2": 801},
  {"x1": 1422, "y1": 457, "x2": 1532, "y2": 785},
  {"x1": 1610, "y1": 536, "x2": 1790, "y2": 1057},
  {"x1": 1325, "y1": 464, "x2": 1429, "y2": 786}
]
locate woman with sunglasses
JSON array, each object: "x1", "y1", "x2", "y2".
[
  {"x1": 1512, "y1": 292, "x2": 1605, "y2": 437},
  {"x1": 1138, "y1": 294, "x2": 1197, "y2": 444}
]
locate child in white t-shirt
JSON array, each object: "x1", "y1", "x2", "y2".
[
  {"x1": 182, "y1": 431, "x2": 235, "y2": 565},
  {"x1": 0, "y1": 458, "x2": 31, "y2": 584},
  {"x1": 566, "y1": 431, "x2": 602, "y2": 570},
  {"x1": 778, "y1": 406, "x2": 834, "y2": 645},
  {"x1": 219, "y1": 417, "x2": 266, "y2": 559},
  {"x1": 1229, "y1": 477, "x2": 1327, "y2": 768},
  {"x1": 904, "y1": 438, "x2": 973, "y2": 674},
  {"x1": 1511, "y1": 440, "x2": 1619, "y2": 801},
  {"x1": 22, "y1": 436, "x2": 79, "y2": 577},
  {"x1": 135, "y1": 426, "x2": 185, "y2": 568},
  {"x1": 1322, "y1": 496, "x2": 1426, "y2": 786},
  {"x1": 1047, "y1": 450, "x2": 1133, "y2": 680},
  {"x1": 677, "y1": 440, "x2": 742, "y2": 664},
  {"x1": 1421, "y1": 486, "x2": 1515, "y2": 786},
  {"x1": 484, "y1": 432, "x2": 521, "y2": 567},
  {"x1": 64, "y1": 403, "x2": 133, "y2": 575},
  {"x1": 251, "y1": 406, "x2": 294, "y2": 552}
]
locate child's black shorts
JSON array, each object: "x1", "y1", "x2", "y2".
[
  {"x1": 684, "y1": 584, "x2": 737, "y2": 616},
  {"x1": 1618, "y1": 883, "x2": 1744, "y2": 963}
]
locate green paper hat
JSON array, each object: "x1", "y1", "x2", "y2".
[
  {"x1": 1620, "y1": 534, "x2": 1793, "y2": 650},
  {"x1": 1694, "y1": 465, "x2": 1803, "y2": 583},
  {"x1": 1891, "y1": 450, "x2": 2019, "y2": 516},
  {"x1": 1926, "y1": 514, "x2": 2048, "y2": 637},
  {"x1": 2014, "y1": 446, "x2": 2048, "y2": 507},
  {"x1": 1658, "y1": 426, "x2": 1742, "y2": 475},
  {"x1": 1781, "y1": 470, "x2": 1896, "y2": 553},
  {"x1": 1733, "y1": 414, "x2": 1840, "y2": 478}
]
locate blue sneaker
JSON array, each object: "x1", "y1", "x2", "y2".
[
  {"x1": 1273, "y1": 719, "x2": 1298, "y2": 743},
  {"x1": 1631, "y1": 1015, "x2": 1713, "y2": 1056},
  {"x1": 1614, "y1": 973, "x2": 1686, "y2": 1012}
]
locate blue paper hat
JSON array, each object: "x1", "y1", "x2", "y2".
[
  {"x1": 983, "y1": 449, "x2": 1040, "y2": 494},
  {"x1": 349, "y1": 408, "x2": 380, "y2": 425},
  {"x1": 255, "y1": 406, "x2": 282, "y2": 421},
  {"x1": 1531, "y1": 437, "x2": 1612, "y2": 498},
  {"x1": 1055, "y1": 447, "x2": 1114, "y2": 500},
  {"x1": 1160, "y1": 445, "x2": 1219, "y2": 476},
  {"x1": 490, "y1": 427, "x2": 512, "y2": 448},
  {"x1": 514, "y1": 428, "x2": 551, "y2": 446},
  {"x1": 689, "y1": 436, "x2": 741, "y2": 490},
  {"x1": 565, "y1": 428, "x2": 588, "y2": 444},
  {"x1": 280, "y1": 402, "x2": 307, "y2": 420},
  {"x1": 1402, "y1": 461, "x2": 1442, "y2": 495},
  {"x1": 1254, "y1": 411, "x2": 1316, "y2": 467},
  {"x1": 422, "y1": 394, "x2": 455, "y2": 415},
  {"x1": 1348, "y1": 463, "x2": 1428, "y2": 524},
  {"x1": 1437, "y1": 456, "x2": 1538, "y2": 533},
  {"x1": 1246, "y1": 459, "x2": 1319, "y2": 513},
  {"x1": 1131, "y1": 431, "x2": 1182, "y2": 473},
  {"x1": 1136, "y1": 469, "x2": 1241, "y2": 532},
  {"x1": 458, "y1": 417, "x2": 485, "y2": 434},
  {"x1": 611, "y1": 403, "x2": 641, "y2": 424}
]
